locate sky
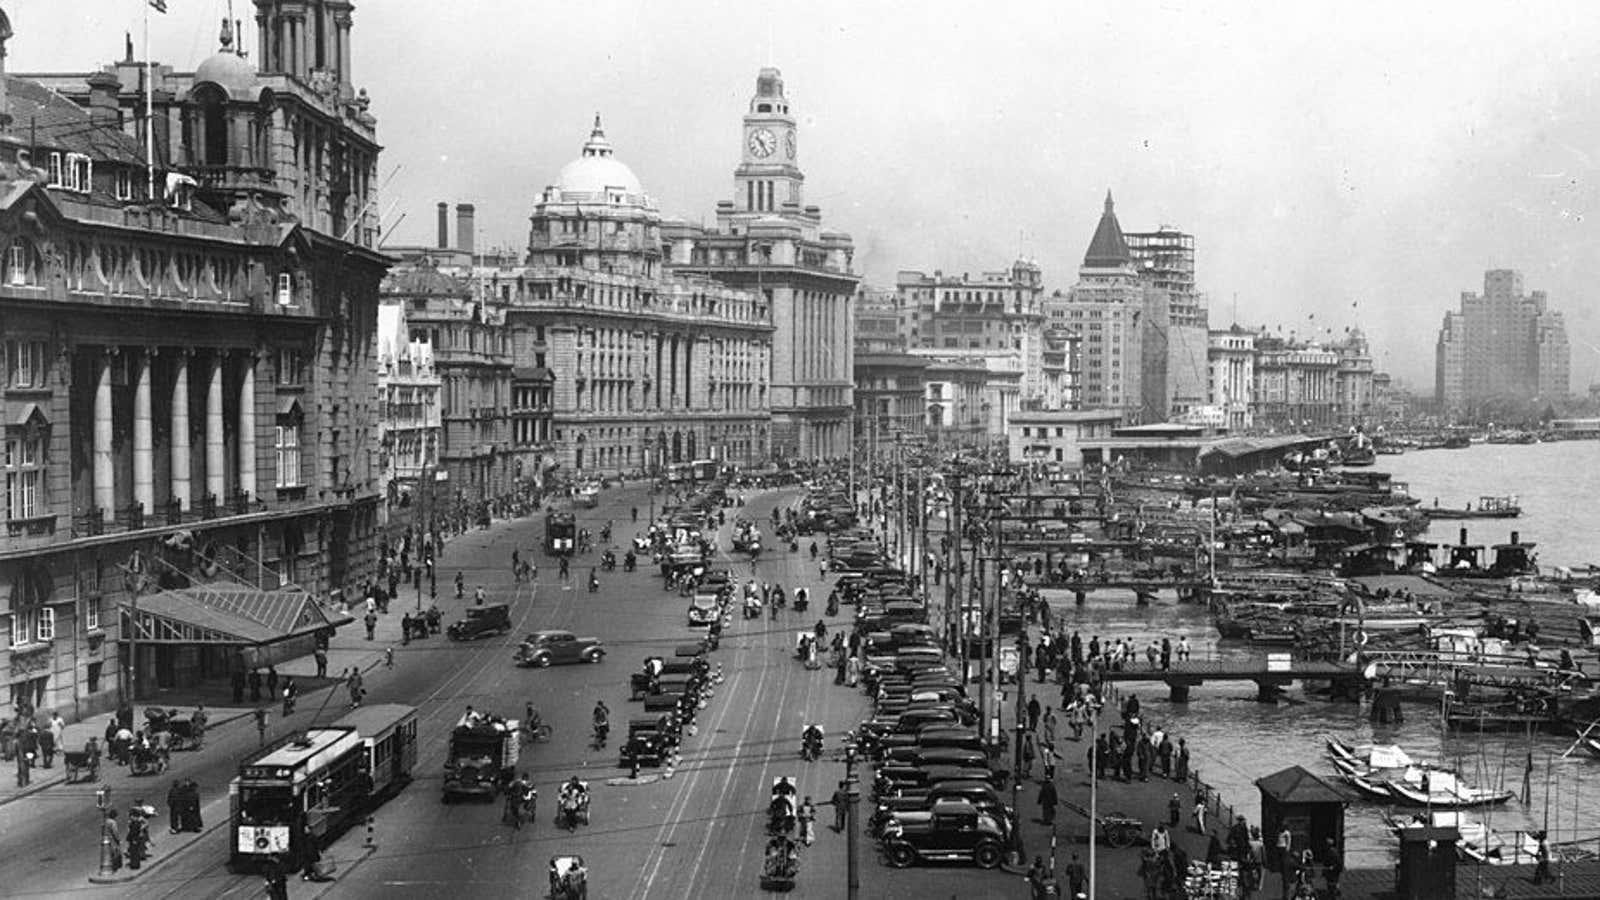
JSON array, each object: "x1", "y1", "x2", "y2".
[{"x1": 15, "y1": 0, "x2": 1600, "y2": 390}]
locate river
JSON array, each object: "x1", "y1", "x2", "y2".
[{"x1": 1043, "y1": 440, "x2": 1600, "y2": 869}]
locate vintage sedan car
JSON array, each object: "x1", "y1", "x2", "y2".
[
  {"x1": 879, "y1": 798, "x2": 1009, "y2": 869},
  {"x1": 446, "y1": 604, "x2": 513, "y2": 641},
  {"x1": 514, "y1": 630, "x2": 605, "y2": 667},
  {"x1": 687, "y1": 592, "x2": 721, "y2": 626}
]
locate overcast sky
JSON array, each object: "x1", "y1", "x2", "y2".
[{"x1": 17, "y1": 1, "x2": 1600, "y2": 389}]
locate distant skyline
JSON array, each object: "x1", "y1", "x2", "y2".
[{"x1": 18, "y1": 1, "x2": 1600, "y2": 390}]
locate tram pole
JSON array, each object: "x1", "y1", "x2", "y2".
[{"x1": 845, "y1": 746, "x2": 861, "y2": 899}]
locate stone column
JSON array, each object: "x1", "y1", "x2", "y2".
[
  {"x1": 171, "y1": 352, "x2": 191, "y2": 510},
  {"x1": 93, "y1": 353, "x2": 115, "y2": 519},
  {"x1": 239, "y1": 358, "x2": 257, "y2": 501},
  {"x1": 133, "y1": 351, "x2": 154, "y2": 513},
  {"x1": 206, "y1": 354, "x2": 226, "y2": 502}
]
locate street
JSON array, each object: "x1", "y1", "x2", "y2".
[{"x1": 0, "y1": 481, "x2": 1031, "y2": 899}]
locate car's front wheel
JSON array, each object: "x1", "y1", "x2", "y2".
[
  {"x1": 534, "y1": 655, "x2": 552, "y2": 668},
  {"x1": 886, "y1": 843, "x2": 917, "y2": 868},
  {"x1": 973, "y1": 841, "x2": 1003, "y2": 869},
  {"x1": 585, "y1": 650, "x2": 604, "y2": 664}
]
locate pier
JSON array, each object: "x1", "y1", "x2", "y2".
[{"x1": 1098, "y1": 658, "x2": 1362, "y2": 701}]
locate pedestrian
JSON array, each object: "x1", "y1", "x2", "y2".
[
  {"x1": 192, "y1": 705, "x2": 209, "y2": 746},
  {"x1": 1021, "y1": 731, "x2": 1036, "y2": 778},
  {"x1": 1038, "y1": 778, "x2": 1058, "y2": 825},
  {"x1": 1042, "y1": 708, "x2": 1057, "y2": 748},
  {"x1": 1160, "y1": 637, "x2": 1172, "y2": 670},
  {"x1": 314, "y1": 646, "x2": 328, "y2": 679},
  {"x1": 401, "y1": 613, "x2": 412, "y2": 645},
  {"x1": 248, "y1": 669, "x2": 263, "y2": 702},
  {"x1": 1150, "y1": 822, "x2": 1171, "y2": 854},
  {"x1": 102, "y1": 809, "x2": 123, "y2": 872},
  {"x1": 1533, "y1": 833, "x2": 1551, "y2": 884},
  {"x1": 830, "y1": 781, "x2": 849, "y2": 832},
  {"x1": 183, "y1": 779, "x2": 204, "y2": 832},
  {"x1": 15, "y1": 722, "x2": 35, "y2": 786},
  {"x1": 266, "y1": 666, "x2": 279, "y2": 700},
  {"x1": 282, "y1": 677, "x2": 298, "y2": 716},
  {"x1": 1192, "y1": 789, "x2": 1207, "y2": 834},
  {"x1": 798, "y1": 796, "x2": 817, "y2": 846},
  {"x1": 1065, "y1": 851, "x2": 1086, "y2": 899},
  {"x1": 1027, "y1": 695, "x2": 1042, "y2": 732},
  {"x1": 37, "y1": 717, "x2": 56, "y2": 768},
  {"x1": 1177, "y1": 635, "x2": 1191, "y2": 661},
  {"x1": 167, "y1": 780, "x2": 184, "y2": 834},
  {"x1": 364, "y1": 610, "x2": 378, "y2": 640},
  {"x1": 1168, "y1": 793, "x2": 1182, "y2": 827},
  {"x1": 1276, "y1": 824, "x2": 1293, "y2": 876},
  {"x1": 1322, "y1": 837, "x2": 1342, "y2": 896},
  {"x1": 385, "y1": 646, "x2": 395, "y2": 668},
  {"x1": 1175, "y1": 737, "x2": 1190, "y2": 781},
  {"x1": 265, "y1": 855, "x2": 290, "y2": 900},
  {"x1": 126, "y1": 804, "x2": 151, "y2": 869},
  {"x1": 47, "y1": 710, "x2": 65, "y2": 767}
]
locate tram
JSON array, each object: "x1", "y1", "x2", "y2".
[
  {"x1": 546, "y1": 510, "x2": 576, "y2": 555},
  {"x1": 228, "y1": 704, "x2": 417, "y2": 871}
]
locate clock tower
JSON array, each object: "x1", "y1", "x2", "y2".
[{"x1": 735, "y1": 67, "x2": 804, "y2": 215}]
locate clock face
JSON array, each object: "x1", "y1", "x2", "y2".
[
  {"x1": 748, "y1": 127, "x2": 776, "y2": 159},
  {"x1": 784, "y1": 130, "x2": 796, "y2": 160}
]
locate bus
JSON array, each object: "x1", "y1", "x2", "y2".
[
  {"x1": 545, "y1": 510, "x2": 576, "y2": 555},
  {"x1": 229, "y1": 704, "x2": 417, "y2": 871}
]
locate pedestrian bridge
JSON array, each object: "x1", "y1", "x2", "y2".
[{"x1": 1097, "y1": 658, "x2": 1362, "y2": 702}]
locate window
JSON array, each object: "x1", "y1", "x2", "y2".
[
  {"x1": 64, "y1": 153, "x2": 92, "y2": 192},
  {"x1": 87, "y1": 662, "x2": 102, "y2": 693},
  {"x1": 115, "y1": 170, "x2": 133, "y2": 201},
  {"x1": 277, "y1": 272, "x2": 295, "y2": 307},
  {"x1": 7, "y1": 240, "x2": 35, "y2": 287},
  {"x1": 85, "y1": 597, "x2": 100, "y2": 631},
  {"x1": 7, "y1": 609, "x2": 29, "y2": 647},
  {"x1": 274, "y1": 423, "x2": 302, "y2": 487},
  {"x1": 4, "y1": 435, "x2": 45, "y2": 520},
  {"x1": 35, "y1": 607, "x2": 54, "y2": 642},
  {"x1": 277, "y1": 349, "x2": 305, "y2": 386},
  {"x1": 46, "y1": 153, "x2": 63, "y2": 187},
  {"x1": 4, "y1": 340, "x2": 48, "y2": 388}
]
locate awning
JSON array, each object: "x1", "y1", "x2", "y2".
[{"x1": 119, "y1": 582, "x2": 350, "y2": 647}]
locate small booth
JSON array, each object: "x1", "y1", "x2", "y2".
[
  {"x1": 1395, "y1": 825, "x2": 1458, "y2": 900},
  {"x1": 1256, "y1": 766, "x2": 1346, "y2": 872}
]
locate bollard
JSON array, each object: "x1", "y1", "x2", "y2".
[{"x1": 364, "y1": 815, "x2": 375, "y2": 848}]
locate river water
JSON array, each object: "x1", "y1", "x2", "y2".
[{"x1": 1043, "y1": 440, "x2": 1600, "y2": 869}]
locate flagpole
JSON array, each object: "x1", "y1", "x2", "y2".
[{"x1": 144, "y1": 0, "x2": 155, "y2": 201}]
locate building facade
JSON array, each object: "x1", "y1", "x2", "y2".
[
  {"x1": 895, "y1": 260, "x2": 1046, "y2": 405},
  {"x1": 662, "y1": 68, "x2": 857, "y2": 460},
  {"x1": 2, "y1": 1, "x2": 388, "y2": 714},
  {"x1": 1435, "y1": 269, "x2": 1570, "y2": 414},
  {"x1": 385, "y1": 121, "x2": 775, "y2": 483},
  {"x1": 1251, "y1": 335, "x2": 1338, "y2": 430},
  {"x1": 1007, "y1": 410, "x2": 1123, "y2": 468},
  {"x1": 375, "y1": 301, "x2": 441, "y2": 504},
  {"x1": 1058, "y1": 194, "x2": 1210, "y2": 423},
  {"x1": 1208, "y1": 326, "x2": 1255, "y2": 431}
]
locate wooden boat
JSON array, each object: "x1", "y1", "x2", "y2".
[
  {"x1": 1384, "y1": 771, "x2": 1514, "y2": 809},
  {"x1": 1423, "y1": 496, "x2": 1521, "y2": 520},
  {"x1": 1326, "y1": 738, "x2": 1416, "y2": 771},
  {"x1": 1385, "y1": 811, "x2": 1539, "y2": 865},
  {"x1": 1341, "y1": 772, "x2": 1397, "y2": 802}
]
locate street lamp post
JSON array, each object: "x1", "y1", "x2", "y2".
[{"x1": 845, "y1": 746, "x2": 861, "y2": 899}]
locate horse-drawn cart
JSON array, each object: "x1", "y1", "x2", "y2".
[{"x1": 1061, "y1": 798, "x2": 1143, "y2": 848}]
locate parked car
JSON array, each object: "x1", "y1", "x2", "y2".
[
  {"x1": 447, "y1": 604, "x2": 513, "y2": 641},
  {"x1": 873, "y1": 780, "x2": 1013, "y2": 838},
  {"x1": 514, "y1": 630, "x2": 606, "y2": 667},
  {"x1": 880, "y1": 798, "x2": 1009, "y2": 869},
  {"x1": 687, "y1": 593, "x2": 721, "y2": 626}
]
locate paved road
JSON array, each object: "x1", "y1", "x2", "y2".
[{"x1": 0, "y1": 482, "x2": 1032, "y2": 899}]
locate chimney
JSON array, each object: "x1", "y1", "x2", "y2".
[
  {"x1": 1459, "y1": 527, "x2": 1467, "y2": 546},
  {"x1": 87, "y1": 71, "x2": 122, "y2": 128},
  {"x1": 456, "y1": 203, "x2": 476, "y2": 257},
  {"x1": 436, "y1": 202, "x2": 449, "y2": 250},
  {"x1": 1510, "y1": 531, "x2": 1519, "y2": 546},
  {"x1": 0, "y1": 14, "x2": 12, "y2": 131}
]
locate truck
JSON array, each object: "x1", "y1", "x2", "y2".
[{"x1": 442, "y1": 718, "x2": 519, "y2": 801}]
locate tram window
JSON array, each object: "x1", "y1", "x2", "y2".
[{"x1": 239, "y1": 791, "x2": 296, "y2": 824}]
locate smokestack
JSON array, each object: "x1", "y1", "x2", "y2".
[
  {"x1": 87, "y1": 71, "x2": 122, "y2": 128},
  {"x1": 456, "y1": 203, "x2": 476, "y2": 257},
  {"x1": 1510, "y1": 531, "x2": 1519, "y2": 546},
  {"x1": 436, "y1": 202, "x2": 449, "y2": 250},
  {"x1": 1459, "y1": 527, "x2": 1467, "y2": 547}
]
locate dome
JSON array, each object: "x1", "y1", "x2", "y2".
[
  {"x1": 194, "y1": 50, "x2": 258, "y2": 100},
  {"x1": 554, "y1": 114, "x2": 644, "y2": 196}
]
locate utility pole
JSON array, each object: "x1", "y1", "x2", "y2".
[{"x1": 845, "y1": 746, "x2": 861, "y2": 899}]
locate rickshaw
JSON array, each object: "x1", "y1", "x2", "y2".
[
  {"x1": 556, "y1": 781, "x2": 590, "y2": 830},
  {"x1": 760, "y1": 834, "x2": 799, "y2": 892},
  {"x1": 630, "y1": 658, "x2": 664, "y2": 700},
  {"x1": 549, "y1": 854, "x2": 588, "y2": 899},
  {"x1": 129, "y1": 742, "x2": 169, "y2": 776},
  {"x1": 166, "y1": 717, "x2": 204, "y2": 751},
  {"x1": 63, "y1": 741, "x2": 100, "y2": 783}
]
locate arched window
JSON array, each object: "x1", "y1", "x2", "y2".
[{"x1": 193, "y1": 85, "x2": 230, "y2": 166}]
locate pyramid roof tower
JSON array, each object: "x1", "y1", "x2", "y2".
[{"x1": 1082, "y1": 190, "x2": 1131, "y2": 268}]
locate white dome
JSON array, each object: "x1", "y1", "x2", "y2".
[
  {"x1": 193, "y1": 50, "x2": 258, "y2": 100},
  {"x1": 557, "y1": 155, "x2": 642, "y2": 196},
  {"x1": 553, "y1": 114, "x2": 645, "y2": 197}
]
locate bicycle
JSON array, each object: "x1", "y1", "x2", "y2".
[{"x1": 520, "y1": 722, "x2": 554, "y2": 745}]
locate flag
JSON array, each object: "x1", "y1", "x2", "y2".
[{"x1": 149, "y1": 0, "x2": 168, "y2": 12}]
